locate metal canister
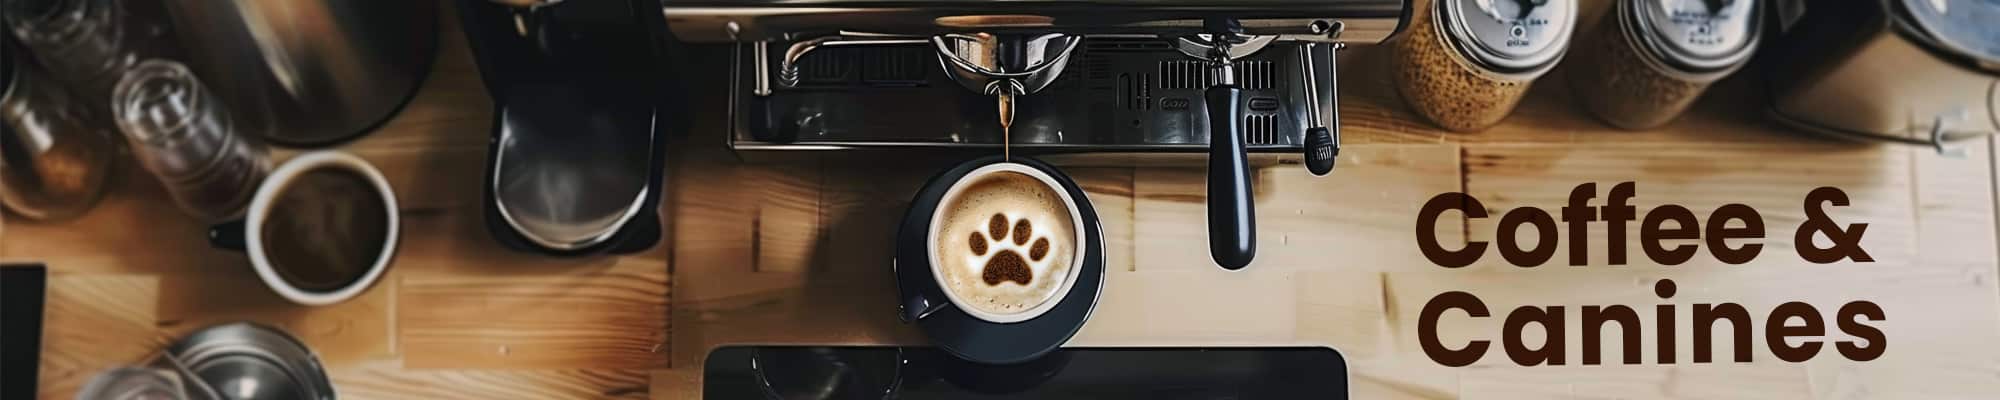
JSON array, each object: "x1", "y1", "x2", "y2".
[
  {"x1": 1571, "y1": 0, "x2": 1763, "y2": 130},
  {"x1": 1391, "y1": 0, "x2": 1579, "y2": 132}
]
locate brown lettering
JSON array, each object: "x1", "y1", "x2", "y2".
[
  {"x1": 1706, "y1": 204, "x2": 1765, "y2": 265},
  {"x1": 1765, "y1": 302, "x2": 1825, "y2": 362},
  {"x1": 1605, "y1": 182, "x2": 1637, "y2": 265},
  {"x1": 1504, "y1": 306, "x2": 1566, "y2": 366},
  {"x1": 1498, "y1": 208, "x2": 1558, "y2": 267},
  {"x1": 1836, "y1": 301, "x2": 1887, "y2": 361},
  {"x1": 1419, "y1": 291, "x2": 1491, "y2": 367},
  {"x1": 1642, "y1": 205, "x2": 1700, "y2": 265},
  {"x1": 1419, "y1": 193, "x2": 1486, "y2": 268},
  {"x1": 1694, "y1": 303, "x2": 1754, "y2": 363},
  {"x1": 1656, "y1": 279, "x2": 1677, "y2": 364},
  {"x1": 1563, "y1": 183, "x2": 1598, "y2": 266},
  {"x1": 1795, "y1": 187, "x2": 1874, "y2": 263},
  {"x1": 1582, "y1": 305, "x2": 1641, "y2": 365}
]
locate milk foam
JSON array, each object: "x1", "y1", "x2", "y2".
[{"x1": 932, "y1": 170, "x2": 1076, "y2": 317}]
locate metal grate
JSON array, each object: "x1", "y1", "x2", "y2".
[
  {"x1": 1084, "y1": 38, "x2": 1173, "y2": 53},
  {"x1": 797, "y1": 51, "x2": 848, "y2": 83},
  {"x1": 1159, "y1": 60, "x2": 1275, "y2": 90},
  {"x1": 858, "y1": 46, "x2": 927, "y2": 85},
  {"x1": 1160, "y1": 60, "x2": 1206, "y2": 89},
  {"x1": 1119, "y1": 73, "x2": 1153, "y2": 111},
  {"x1": 1237, "y1": 61, "x2": 1273, "y2": 90},
  {"x1": 1245, "y1": 114, "x2": 1279, "y2": 145}
]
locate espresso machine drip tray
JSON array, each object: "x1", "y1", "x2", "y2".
[
  {"x1": 702, "y1": 346, "x2": 1350, "y2": 399},
  {"x1": 729, "y1": 38, "x2": 1340, "y2": 161}
]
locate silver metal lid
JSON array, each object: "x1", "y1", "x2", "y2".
[
  {"x1": 1628, "y1": 0, "x2": 1763, "y2": 74},
  {"x1": 1440, "y1": 0, "x2": 1579, "y2": 75},
  {"x1": 164, "y1": 323, "x2": 335, "y2": 400},
  {"x1": 1894, "y1": 0, "x2": 2000, "y2": 69}
]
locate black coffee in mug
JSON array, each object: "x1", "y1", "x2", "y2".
[{"x1": 259, "y1": 168, "x2": 391, "y2": 293}]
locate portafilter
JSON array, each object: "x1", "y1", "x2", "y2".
[
  {"x1": 932, "y1": 32, "x2": 1081, "y2": 153},
  {"x1": 1172, "y1": 19, "x2": 1280, "y2": 270}
]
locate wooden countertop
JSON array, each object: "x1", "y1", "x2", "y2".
[{"x1": 11, "y1": 3, "x2": 2000, "y2": 399}]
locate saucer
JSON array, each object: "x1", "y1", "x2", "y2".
[{"x1": 894, "y1": 156, "x2": 1106, "y2": 365}]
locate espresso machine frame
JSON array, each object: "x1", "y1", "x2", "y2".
[{"x1": 658, "y1": 0, "x2": 1410, "y2": 269}]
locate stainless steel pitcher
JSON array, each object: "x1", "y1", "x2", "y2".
[{"x1": 164, "y1": 0, "x2": 438, "y2": 147}]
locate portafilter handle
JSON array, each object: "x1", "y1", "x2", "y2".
[{"x1": 1191, "y1": 19, "x2": 1259, "y2": 270}]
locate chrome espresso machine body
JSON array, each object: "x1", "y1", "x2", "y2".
[
  {"x1": 660, "y1": 0, "x2": 1409, "y2": 269},
  {"x1": 662, "y1": 1, "x2": 1405, "y2": 158}
]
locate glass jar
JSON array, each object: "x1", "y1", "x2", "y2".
[
  {"x1": 112, "y1": 59, "x2": 268, "y2": 222},
  {"x1": 1391, "y1": 0, "x2": 1579, "y2": 132},
  {"x1": 1569, "y1": 0, "x2": 1762, "y2": 130},
  {"x1": 4, "y1": 0, "x2": 141, "y2": 104},
  {"x1": 0, "y1": 56, "x2": 114, "y2": 221}
]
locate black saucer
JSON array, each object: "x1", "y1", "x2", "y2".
[{"x1": 894, "y1": 156, "x2": 1106, "y2": 365}]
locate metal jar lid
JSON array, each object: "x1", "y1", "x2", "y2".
[
  {"x1": 1892, "y1": 0, "x2": 2000, "y2": 72},
  {"x1": 165, "y1": 323, "x2": 335, "y2": 400},
  {"x1": 1439, "y1": 0, "x2": 1579, "y2": 76},
  {"x1": 1627, "y1": 0, "x2": 1763, "y2": 76}
]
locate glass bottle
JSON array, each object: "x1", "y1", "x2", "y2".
[
  {"x1": 0, "y1": 56, "x2": 114, "y2": 221},
  {"x1": 112, "y1": 59, "x2": 267, "y2": 222},
  {"x1": 4, "y1": 0, "x2": 139, "y2": 104}
]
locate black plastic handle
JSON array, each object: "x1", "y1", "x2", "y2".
[
  {"x1": 1205, "y1": 85, "x2": 1256, "y2": 270},
  {"x1": 208, "y1": 220, "x2": 248, "y2": 251},
  {"x1": 1305, "y1": 126, "x2": 1337, "y2": 176},
  {"x1": 897, "y1": 259, "x2": 952, "y2": 322},
  {"x1": 902, "y1": 289, "x2": 950, "y2": 323}
]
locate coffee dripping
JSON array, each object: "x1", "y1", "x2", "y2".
[{"x1": 665, "y1": 0, "x2": 1402, "y2": 268}]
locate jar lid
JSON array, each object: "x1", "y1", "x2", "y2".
[
  {"x1": 1893, "y1": 0, "x2": 2000, "y2": 69},
  {"x1": 1439, "y1": 0, "x2": 1579, "y2": 75},
  {"x1": 1630, "y1": 0, "x2": 1762, "y2": 73}
]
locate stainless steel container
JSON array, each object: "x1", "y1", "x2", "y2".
[
  {"x1": 163, "y1": 323, "x2": 335, "y2": 400},
  {"x1": 1570, "y1": 0, "x2": 1762, "y2": 130},
  {"x1": 1766, "y1": 0, "x2": 1999, "y2": 148},
  {"x1": 164, "y1": 0, "x2": 438, "y2": 147},
  {"x1": 1391, "y1": 0, "x2": 1578, "y2": 132}
]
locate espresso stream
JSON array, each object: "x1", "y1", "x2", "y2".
[
  {"x1": 261, "y1": 169, "x2": 390, "y2": 293},
  {"x1": 934, "y1": 170, "x2": 1075, "y2": 316}
]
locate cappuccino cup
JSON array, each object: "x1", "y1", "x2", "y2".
[
  {"x1": 209, "y1": 151, "x2": 399, "y2": 306},
  {"x1": 926, "y1": 162, "x2": 1087, "y2": 323}
]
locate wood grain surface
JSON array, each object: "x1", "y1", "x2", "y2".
[{"x1": 9, "y1": 1, "x2": 1999, "y2": 398}]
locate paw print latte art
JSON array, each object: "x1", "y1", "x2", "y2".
[
  {"x1": 969, "y1": 213, "x2": 1052, "y2": 286},
  {"x1": 932, "y1": 169, "x2": 1077, "y2": 317}
]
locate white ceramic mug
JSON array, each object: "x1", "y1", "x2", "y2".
[
  {"x1": 209, "y1": 151, "x2": 399, "y2": 306},
  {"x1": 925, "y1": 162, "x2": 1087, "y2": 323}
]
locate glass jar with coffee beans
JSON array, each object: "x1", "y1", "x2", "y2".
[
  {"x1": 1392, "y1": 0, "x2": 1578, "y2": 132},
  {"x1": 0, "y1": 49, "x2": 115, "y2": 221},
  {"x1": 1569, "y1": 0, "x2": 1762, "y2": 130}
]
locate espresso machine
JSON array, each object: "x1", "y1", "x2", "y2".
[{"x1": 660, "y1": 1, "x2": 1408, "y2": 269}]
